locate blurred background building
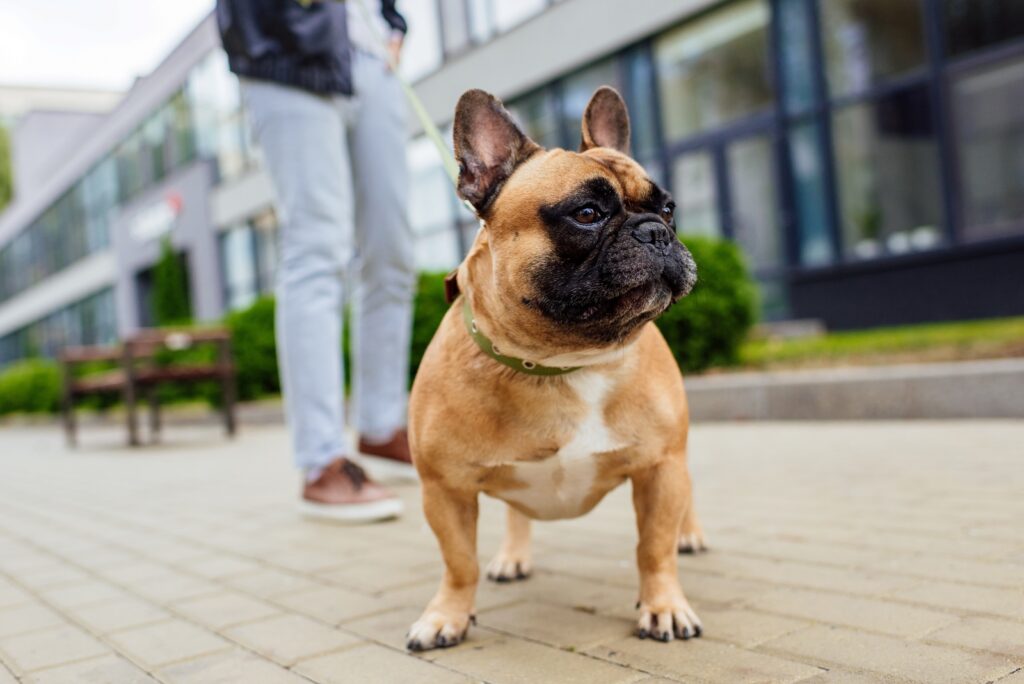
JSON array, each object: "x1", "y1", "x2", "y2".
[{"x1": 0, "y1": 0, "x2": 1022, "y2": 365}]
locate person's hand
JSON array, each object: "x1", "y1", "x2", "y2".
[{"x1": 387, "y1": 33, "x2": 403, "y2": 70}]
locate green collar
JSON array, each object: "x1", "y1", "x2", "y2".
[{"x1": 461, "y1": 299, "x2": 580, "y2": 376}]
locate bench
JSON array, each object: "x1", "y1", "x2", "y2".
[{"x1": 60, "y1": 328, "x2": 237, "y2": 446}]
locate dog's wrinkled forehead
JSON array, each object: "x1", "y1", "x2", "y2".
[{"x1": 498, "y1": 146, "x2": 665, "y2": 217}]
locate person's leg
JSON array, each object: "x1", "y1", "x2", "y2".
[
  {"x1": 347, "y1": 53, "x2": 417, "y2": 445},
  {"x1": 242, "y1": 79, "x2": 352, "y2": 475}
]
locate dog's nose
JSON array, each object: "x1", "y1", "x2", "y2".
[{"x1": 631, "y1": 221, "x2": 673, "y2": 251}]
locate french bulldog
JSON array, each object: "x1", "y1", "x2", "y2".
[{"x1": 406, "y1": 86, "x2": 705, "y2": 651}]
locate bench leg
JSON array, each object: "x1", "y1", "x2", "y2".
[
  {"x1": 148, "y1": 390, "x2": 161, "y2": 444},
  {"x1": 62, "y1": 393, "x2": 77, "y2": 448},
  {"x1": 123, "y1": 384, "x2": 140, "y2": 447},
  {"x1": 222, "y1": 375, "x2": 237, "y2": 438}
]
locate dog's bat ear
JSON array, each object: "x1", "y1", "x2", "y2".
[
  {"x1": 453, "y1": 89, "x2": 540, "y2": 213},
  {"x1": 444, "y1": 268, "x2": 461, "y2": 304},
  {"x1": 580, "y1": 86, "x2": 631, "y2": 155}
]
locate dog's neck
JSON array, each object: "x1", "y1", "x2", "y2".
[{"x1": 458, "y1": 233, "x2": 636, "y2": 371}]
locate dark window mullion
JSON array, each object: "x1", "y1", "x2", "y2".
[
  {"x1": 808, "y1": 0, "x2": 844, "y2": 263},
  {"x1": 923, "y1": 0, "x2": 962, "y2": 246}
]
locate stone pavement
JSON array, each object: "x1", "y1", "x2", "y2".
[{"x1": 0, "y1": 421, "x2": 1022, "y2": 683}]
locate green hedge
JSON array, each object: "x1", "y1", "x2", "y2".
[
  {"x1": 0, "y1": 237, "x2": 755, "y2": 414},
  {"x1": 0, "y1": 358, "x2": 61, "y2": 415},
  {"x1": 656, "y1": 235, "x2": 758, "y2": 372}
]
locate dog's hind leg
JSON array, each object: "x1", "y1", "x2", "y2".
[
  {"x1": 485, "y1": 505, "x2": 532, "y2": 582},
  {"x1": 677, "y1": 465, "x2": 707, "y2": 554}
]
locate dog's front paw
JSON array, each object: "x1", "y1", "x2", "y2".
[
  {"x1": 636, "y1": 594, "x2": 702, "y2": 643},
  {"x1": 485, "y1": 550, "x2": 531, "y2": 582},
  {"x1": 677, "y1": 529, "x2": 708, "y2": 554},
  {"x1": 407, "y1": 609, "x2": 475, "y2": 652}
]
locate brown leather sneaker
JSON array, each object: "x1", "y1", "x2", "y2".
[
  {"x1": 299, "y1": 458, "x2": 403, "y2": 523},
  {"x1": 358, "y1": 428, "x2": 417, "y2": 482}
]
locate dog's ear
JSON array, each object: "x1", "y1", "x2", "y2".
[
  {"x1": 580, "y1": 86, "x2": 631, "y2": 155},
  {"x1": 454, "y1": 89, "x2": 540, "y2": 212}
]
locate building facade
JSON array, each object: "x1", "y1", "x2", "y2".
[{"x1": 1, "y1": 0, "x2": 1022, "y2": 366}]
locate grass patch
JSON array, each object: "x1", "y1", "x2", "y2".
[{"x1": 737, "y1": 316, "x2": 1024, "y2": 371}]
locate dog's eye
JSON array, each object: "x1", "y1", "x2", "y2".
[
  {"x1": 661, "y1": 203, "x2": 675, "y2": 223},
  {"x1": 572, "y1": 206, "x2": 602, "y2": 225}
]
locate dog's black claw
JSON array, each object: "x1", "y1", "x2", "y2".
[
  {"x1": 635, "y1": 601, "x2": 641, "y2": 610},
  {"x1": 494, "y1": 575, "x2": 512, "y2": 583},
  {"x1": 681, "y1": 627, "x2": 692, "y2": 640},
  {"x1": 470, "y1": 614, "x2": 477, "y2": 626},
  {"x1": 637, "y1": 629, "x2": 649, "y2": 640},
  {"x1": 436, "y1": 635, "x2": 449, "y2": 647},
  {"x1": 693, "y1": 625, "x2": 703, "y2": 638},
  {"x1": 678, "y1": 545, "x2": 695, "y2": 555},
  {"x1": 407, "y1": 639, "x2": 423, "y2": 652},
  {"x1": 657, "y1": 631, "x2": 671, "y2": 642}
]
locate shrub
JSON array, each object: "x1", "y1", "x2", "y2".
[
  {"x1": 225, "y1": 296, "x2": 279, "y2": 401},
  {"x1": 411, "y1": 272, "x2": 450, "y2": 380},
  {"x1": 0, "y1": 358, "x2": 61, "y2": 415},
  {"x1": 655, "y1": 235, "x2": 758, "y2": 373},
  {"x1": 153, "y1": 237, "x2": 191, "y2": 325}
]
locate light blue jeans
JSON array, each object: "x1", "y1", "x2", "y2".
[{"x1": 242, "y1": 52, "x2": 415, "y2": 472}]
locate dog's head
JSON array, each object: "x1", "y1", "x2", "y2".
[{"x1": 454, "y1": 87, "x2": 696, "y2": 351}]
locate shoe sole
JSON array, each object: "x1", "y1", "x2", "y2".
[
  {"x1": 297, "y1": 497, "x2": 404, "y2": 524},
  {"x1": 357, "y1": 453, "x2": 419, "y2": 483}
]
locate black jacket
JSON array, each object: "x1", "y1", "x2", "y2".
[{"x1": 215, "y1": 0, "x2": 407, "y2": 96}]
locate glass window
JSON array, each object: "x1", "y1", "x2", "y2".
[
  {"x1": 671, "y1": 151, "x2": 720, "y2": 237},
  {"x1": 655, "y1": 0, "x2": 773, "y2": 141},
  {"x1": 952, "y1": 53, "x2": 1024, "y2": 241},
  {"x1": 438, "y1": 0, "x2": 471, "y2": 56},
  {"x1": 623, "y1": 47, "x2": 660, "y2": 163},
  {"x1": 778, "y1": 0, "x2": 818, "y2": 114},
  {"x1": 944, "y1": 0, "x2": 1024, "y2": 58},
  {"x1": 399, "y1": 0, "x2": 444, "y2": 81},
  {"x1": 727, "y1": 135, "x2": 783, "y2": 273},
  {"x1": 507, "y1": 89, "x2": 562, "y2": 149},
  {"x1": 493, "y1": 0, "x2": 547, "y2": 32},
  {"x1": 819, "y1": 0, "x2": 927, "y2": 98},
  {"x1": 832, "y1": 85, "x2": 943, "y2": 259},
  {"x1": 561, "y1": 59, "x2": 624, "y2": 150},
  {"x1": 467, "y1": 0, "x2": 494, "y2": 43},
  {"x1": 788, "y1": 122, "x2": 834, "y2": 266},
  {"x1": 221, "y1": 224, "x2": 259, "y2": 311}
]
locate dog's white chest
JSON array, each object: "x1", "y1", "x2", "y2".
[{"x1": 498, "y1": 373, "x2": 623, "y2": 520}]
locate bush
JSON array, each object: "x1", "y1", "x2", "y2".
[
  {"x1": 225, "y1": 296, "x2": 280, "y2": 401},
  {"x1": 411, "y1": 272, "x2": 450, "y2": 380},
  {"x1": 0, "y1": 358, "x2": 61, "y2": 415},
  {"x1": 655, "y1": 235, "x2": 758, "y2": 372}
]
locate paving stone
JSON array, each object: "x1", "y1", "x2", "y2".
[
  {"x1": 23, "y1": 654, "x2": 155, "y2": 684},
  {"x1": 70, "y1": 596, "x2": 171, "y2": 634},
  {"x1": 0, "y1": 580, "x2": 32, "y2": 610},
  {"x1": 273, "y1": 585, "x2": 396, "y2": 624},
  {"x1": 224, "y1": 614, "x2": 360, "y2": 666},
  {"x1": 694, "y1": 607, "x2": 810, "y2": 648},
  {"x1": 107, "y1": 619, "x2": 231, "y2": 668},
  {"x1": 0, "y1": 603, "x2": 64, "y2": 638},
  {"x1": 295, "y1": 643, "x2": 473, "y2": 684},
  {"x1": 39, "y1": 580, "x2": 129, "y2": 609},
  {"x1": 747, "y1": 587, "x2": 959, "y2": 638},
  {"x1": 587, "y1": 636, "x2": 821, "y2": 683},
  {"x1": 763, "y1": 625, "x2": 1018, "y2": 684},
  {"x1": 126, "y1": 572, "x2": 220, "y2": 605},
  {"x1": 0, "y1": 624, "x2": 109, "y2": 674},
  {"x1": 158, "y1": 649, "x2": 308, "y2": 684},
  {"x1": 171, "y1": 591, "x2": 278, "y2": 630},
  {"x1": 0, "y1": 664, "x2": 14, "y2": 684},
  {"x1": 892, "y1": 580, "x2": 1024, "y2": 620},
  {"x1": 923, "y1": 616, "x2": 1024, "y2": 658},
  {"x1": 223, "y1": 567, "x2": 321, "y2": 599},
  {"x1": 481, "y1": 601, "x2": 633, "y2": 650},
  {"x1": 178, "y1": 554, "x2": 262, "y2": 580}
]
